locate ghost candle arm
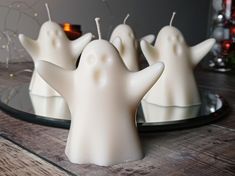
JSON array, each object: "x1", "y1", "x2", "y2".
[
  {"x1": 190, "y1": 38, "x2": 215, "y2": 67},
  {"x1": 18, "y1": 34, "x2": 38, "y2": 60},
  {"x1": 140, "y1": 40, "x2": 159, "y2": 65},
  {"x1": 71, "y1": 33, "x2": 93, "y2": 60},
  {"x1": 36, "y1": 61, "x2": 74, "y2": 99},
  {"x1": 141, "y1": 34, "x2": 155, "y2": 44},
  {"x1": 127, "y1": 62, "x2": 164, "y2": 104},
  {"x1": 112, "y1": 37, "x2": 123, "y2": 55}
]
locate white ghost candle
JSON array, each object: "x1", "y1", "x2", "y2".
[
  {"x1": 36, "y1": 18, "x2": 164, "y2": 166},
  {"x1": 19, "y1": 3, "x2": 92, "y2": 97},
  {"x1": 110, "y1": 14, "x2": 155, "y2": 71},
  {"x1": 141, "y1": 12, "x2": 215, "y2": 107}
]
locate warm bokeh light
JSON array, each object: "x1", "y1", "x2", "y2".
[{"x1": 64, "y1": 23, "x2": 71, "y2": 32}]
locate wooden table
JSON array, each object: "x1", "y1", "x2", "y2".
[{"x1": 0, "y1": 62, "x2": 234, "y2": 176}]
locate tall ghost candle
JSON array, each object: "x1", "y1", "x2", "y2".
[
  {"x1": 141, "y1": 12, "x2": 215, "y2": 107},
  {"x1": 36, "y1": 18, "x2": 164, "y2": 166},
  {"x1": 19, "y1": 3, "x2": 92, "y2": 97}
]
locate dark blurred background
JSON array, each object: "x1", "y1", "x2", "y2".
[{"x1": 0, "y1": 0, "x2": 211, "y2": 63}]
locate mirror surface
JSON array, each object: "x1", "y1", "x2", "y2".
[{"x1": 0, "y1": 84, "x2": 228, "y2": 131}]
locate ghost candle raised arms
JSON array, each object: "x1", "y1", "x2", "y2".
[
  {"x1": 19, "y1": 3, "x2": 92, "y2": 97},
  {"x1": 141, "y1": 12, "x2": 215, "y2": 107},
  {"x1": 110, "y1": 14, "x2": 155, "y2": 71},
  {"x1": 36, "y1": 17, "x2": 164, "y2": 166}
]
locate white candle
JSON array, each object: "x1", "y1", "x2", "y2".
[
  {"x1": 141, "y1": 12, "x2": 215, "y2": 107},
  {"x1": 110, "y1": 14, "x2": 155, "y2": 71},
  {"x1": 19, "y1": 3, "x2": 92, "y2": 97},
  {"x1": 36, "y1": 17, "x2": 164, "y2": 166}
]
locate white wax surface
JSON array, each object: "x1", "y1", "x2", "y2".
[{"x1": 36, "y1": 39, "x2": 164, "y2": 166}]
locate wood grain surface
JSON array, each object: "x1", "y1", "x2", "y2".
[
  {"x1": 0, "y1": 136, "x2": 71, "y2": 176},
  {"x1": 0, "y1": 62, "x2": 234, "y2": 176}
]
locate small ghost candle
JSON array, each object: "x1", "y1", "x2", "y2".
[
  {"x1": 110, "y1": 14, "x2": 155, "y2": 71},
  {"x1": 19, "y1": 3, "x2": 92, "y2": 97},
  {"x1": 141, "y1": 12, "x2": 215, "y2": 107},
  {"x1": 36, "y1": 18, "x2": 164, "y2": 166}
]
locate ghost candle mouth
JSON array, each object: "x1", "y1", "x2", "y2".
[
  {"x1": 172, "y1": 43, "x2": 182, "y2": 56},
  {"x1": 93, "y1": 68, "x2": 106, "y2": 87}
]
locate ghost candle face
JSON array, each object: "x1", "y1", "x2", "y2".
[
  {"x1": 110, "y1": 14, "x2": 155, "y2": 71},
  {"x1": 36, "y1": 30, "x2": 164, "y2": 166},
  {"x1": 79, "y1": 40, "x2": 126, "y2": 87},
  {"x1": 19, "y1": 20, "x2": 92, "y2": 97},
  {"x1": 156, "y1": 26, "x2": 187, "y2": 58},
  {"x1": 141, "y1": 13, "x2": 215, "y2": 107},
  {"x1": 110, "y1": 24, "x2": 137, "y2": 46},
  {"x1": 38, "y1": 21, "x2": 68, "y2": 48}
]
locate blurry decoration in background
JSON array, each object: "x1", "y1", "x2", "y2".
[
  {"x1": 209, "y1": 0, "x2": 235, "y2": 72},
  {"x1": 0, "y1": 1, "x2": 42, "y2": 67},
  {"x1": 61, "y1": 23, "x2": 82, "y2": 40}
]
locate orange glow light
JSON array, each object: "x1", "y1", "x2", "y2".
[{"x1": 64, "y1": 23, "x2": 71, "y2": 32}]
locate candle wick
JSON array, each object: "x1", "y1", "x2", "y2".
[
  {"x1": 95, "y1": 17, "x2": 102, "y2": 40},
  {"x1": 123, "y1": 13, "x2": 130, "y2": 24},
  {"x1": 169, "y1": 12, "x2": 176, "y2": 26},
  {"x1": 45, "y1": 3, "x2": 51, "y2": 21}
]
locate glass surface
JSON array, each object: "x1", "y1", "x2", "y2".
[
  {"x1": 1, "y1": 84, "x2": 70, "y2": 120},
  {"x1": 140, "y1": 92, "x2": 222, "y2": 123},
  {"x1": 0, "y1": 84, "x2": 229, "y2": 131}
]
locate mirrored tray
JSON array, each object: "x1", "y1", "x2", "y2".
[{"x1": 0, "y1": 84, "x2": 229, "y2": 132}]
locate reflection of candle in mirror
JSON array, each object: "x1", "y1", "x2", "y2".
[
  {"x1": 141, "y1": 99, "x2": 200, "y2": 122},
  {"x1": 61, "y1": 23, "x2": 82, "y2": 40}
]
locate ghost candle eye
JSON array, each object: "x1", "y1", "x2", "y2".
[
  {"x1": 167, "y1": 36, "x2": 173, "y2": 42},
  {"x1": 46, "y1": 30, "x2": 51, "y2": 36},
  {"x1": 129, "y1": 32, "x2": 134, "y2": 38},
  {"x1": 101, "y1": 56, "x2": 107, "y2": 63},
  {"x1": 178, "y1": 35, "x2": 184, "y2": 43},
  {"x1": 87, "y1": 55, "x2": 96, "y2": 65},
  {"x1": 54, "y1": 30, "x2": 59, "y2": 35},
  {"x1": 101, "y1": 56, "x2": 112, "y2": 65}
]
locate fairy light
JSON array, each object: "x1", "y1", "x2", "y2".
[{"x1": 0, "y1": 1, "x2": 41, "y2": 67}]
